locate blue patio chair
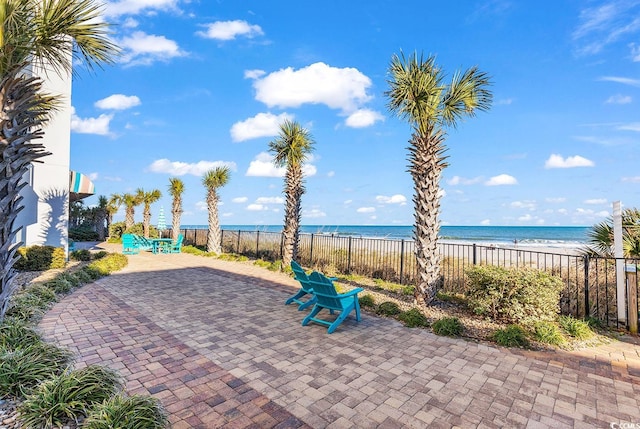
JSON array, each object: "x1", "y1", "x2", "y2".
[
  {"x1": 285, "y1": 261, "x2": 317, "y2": 310},
  {"x1": 302, "y1": 271, "x2": 364, "y2": 333},
  {"x1": 122, "y1": 234, "x2": 140, "y2": 255},
  {"x1": 169, "y1": 234, "x2": 183, "y2": 253}
]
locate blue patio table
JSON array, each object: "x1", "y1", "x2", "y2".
[{"x1": 151, "y1": 238, "x2": 173, "y2": 254}]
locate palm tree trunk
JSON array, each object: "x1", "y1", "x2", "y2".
[
  {"x1": 143, "y1": 206, "x2": 151, "y2": 238},
  {"x1": 410, "y1": 130, "x2": 447, "y2": 305},
  {"x1": 172, "y1": 198, "x2": 181, "y2": 241},
  {"x1": 206, "y1": 190, "x2": 221, "y2": 253},
  {"x1": 0, "y1": 73, "x2": 51, "y2": 322},
  {"x1": 282, "y1": 166, "x2": 304, "y2": 267},
  {"x1": 125, "y1": 207, "x2": 134, "y2": 230}
]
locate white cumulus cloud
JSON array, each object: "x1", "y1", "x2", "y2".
[
  {"x1": 247, "y1": 204, "x2": 268, "y2": 211},
  {"x1": 584, "y1": 198, "x2": 607, "y2": 204},
  {"x1": 70, "y1": 107, "x2": 112, "y2": 135},
  {"x1": 357, "y1": 207, "x2": 375, "y2": 213},
  {"x1": 148, "y1": 158, "x2": 236, "y2": 176},
  {"x1": 485, "y1": 174, "x2": 517, "y2": 186},
  {"x1": 447, "y1": 175, "x2": 483, "y2": 186},
  {"x1": 510, "y1": 200, "x2": 536, "y2": 210},
  {"x1": 544, "y1": 154, "x2": 595, "y2": 169},
  {"x1": 230, "y1": 112, "x2": 293, "y2": 142},
  {"x1": 197, "y1": 20, "x2": 263, "y2": 40},
  {"x1": 95, "y1": 94, "x2": 141, "y2": 110},
  {"x1": 256, "y1": 197, "x2": 284, "y2": 204},
  {"x1": 375, "y1": 194, "x2": 407, "y2": 205},
  {"x1": 606, "y1": 94, "x2": 632, "y2": 104},
  {"x1": 245, "y1": 152, "x2": 316, "y2": 177},
  {"x1": 345, "y1": 109, "x2": 384, "y2": 128},
  {"x1": 104, "y1": 0, "x2": 180, "y2": 17},
  {"x1": 232, "y1": 197, "x2": 248, "y2": 203},
  {"x1": 250, "y1": 62, "x2": 373, "y2": 113},
  {"x1": 118, "y1": 31, "x2": 185, "y2": 66}
]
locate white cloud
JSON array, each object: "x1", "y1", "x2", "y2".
[
  {"x1": 327, "y1": 171, "x2": 335, "y2": 177},
  {"x1": 558, "y1": 208, "x2": 568, "y2": 215},
  {"x1": 255, "y1": 196, "x2": 284, "y2": 204},
  {"x1": 95, "y1": 94, "x2": 141, "y2": 110},
  {"x1": 303, "y1": 209, "x2": 326, "y2": 218},
  {"x1": 244, "y1": 69, "x2": 266, "y2": 79},
  {"x1": 510, "y1": 200, "x2": 536, "y2": 210},
  {"x1": 197, "y1": 20, "x2": 263, "y2": 40},
  {"x1": 118, "y1": 31, "x2": 185, "y2": 66},
  {"x1": 573, "y1": 3, "x2": 640, "y2": 55},
  {"x1": 622, "y1": 176, "x2": 640, "y2": 182},
  {"x1": 104, "y1": 0, "x2": 180, "y2": 17},
  {"x1": 247, "y1": 203, "x2": 268, "y2": 211},
  {"x1": 123, "y1": 17, "x2": 138, "y2": 28},
  {"x1": 480, "y1": 219, "x2": 491, "y2": 226},
  {"x1": 357, "y1": 207, "x2": 375, "y2": 213},
  {"x1": 485, "y1": 174, "x2": 517, "y2": 186},
  {"x1": 251, "y1": 62, "x2": 373, "y2": 113},
  {"x1": 605, "y1": 94, "x2": 632, "y2": 104},
  {"x1": 599, "y1": 76, "x2": 640, "y2": 87},
  {"x1": 245, "y1": 152, "x2": 316, "y2": 177},
  {"x1": 375, "y1": 194, "x2": 407, "y2": 205},
  {"x1": 518, "y1": 214, "x2": 533, "y2": 222},
  {"x1": 447, "y1": 175, "x2": 483, "y2": 186},
  {"x1": 70, "y1": 107, "x2": 112, "y2": 135},
  {"x1": 88, "y1": 172, "x2": 99, "y2": 181},
  {"x1": 230, "y1": 112, "x2": 293, "y2": 142},
  {"x1": 232, "y1": 197, "x2": 248, "y2": 203},
  {"x1": 616, "y1": 122, "x2": 640, "y2": 132},
  {"x1": 148, "y1": 158, "x2": 237, "y2": 176},
  {"x1": 345, "y1": 109, "x2": 384, "y2": 128},
  {"x1": 546, "y1": 197, "x2": 567, "y2": 203},
  {"x1": 196, "y1": 201, "x2": 207, "y2": 211},
  {"x1": 584, "y1": 198, "x2": 607, "y2": 204},
  {"x1": 544, "y1": 154, "x2": 595, "y2": 169}
]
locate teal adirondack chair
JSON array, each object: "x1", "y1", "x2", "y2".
[
  {"x1": 285, "y1": 261, "x2": 317, "y2": 310},
  {"x1": 122, "y1": 234, "x2": 140, "y2": 255},
  {"x1": 169, "y1": 234, "x2": 183, "y2": 253},
  {"x1": 302, "y1": 271, "x2": 364, "y2": 333}
]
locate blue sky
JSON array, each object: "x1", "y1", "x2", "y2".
[{"x1": 70, "y1": 0, "x2": 640, "y2": 227}]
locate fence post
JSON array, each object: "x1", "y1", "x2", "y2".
[
  {"x1": 279, "y1": 233, "x2": 284, "y2": 260},
  {"x1": 399, "y1": 239, "x2": 405, "y2": 285},
  {"x1": 626, "y1": 264, "x2": 638, "y2": 334},
  {"x1": 583, "y1": 255, "x2": 590, "y2": 318},
  {"x1": 236, "y1": 230, "x2": 241, "y2": 254},
  {"x1": 221, "y1": 230, "x2": 225, "y2": 251},
  {"x1": 347, "y1": 236, "x2": 352, "y2": 273},
  {"x1": 256, "y1": 231, "x2": 260, "y2": 258},
  {"x1": 472, "y1": 244, "x2": 477, "y2": 265},
  {"x1": 310, "y1": 233, "x2": 315, "y2": 264}
]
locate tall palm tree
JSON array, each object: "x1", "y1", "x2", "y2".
[
  {"x1": 385, "y1": 52, "x2": 492, "y2": 305},
  {"x1": 583, "y1": 208, "x2": 640, "y2": 258},
  {"x1": 269, "y1": 120, "x2": 315, "y2": 268},
  {"x1": 202, "y1": 167, "x2": 230, "y2": 254},
  {"x1": 94, "y1": 195, "x2": 108, "y2": 241},
  {"x1": 168, "y1": 178, "x2": 185, "y2": 241},
  {"x1": 0, "y1": 0, "x2": 117, "y2": 322},
  {"x1": 106, "y1": 193, "x2": 122, "y2": 236},
  {"x1": 122, "y1": 193, "x2": 141, "y2": 230},
  {"x1": 137, "y1": 188, "x2": 161, "y2": 238}
]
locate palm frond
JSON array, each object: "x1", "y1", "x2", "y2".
[{"x1": 268, "y1": 119, "x2": 315, "y2": 168}]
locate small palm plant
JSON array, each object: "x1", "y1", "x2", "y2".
[
  {"x1": 122, "y1": 193, "x2": 142, "y2": 230},
  {"x1": 105, "y1": 193, "x2": 122, "y2": 236},
  {"x1": 168, "y1": 177, "x2": 185, "y2": 241},
  {"x1": 137, "y1": 188, "x2": 162, "y2": 238},
  {"x1": 269, "y1": 119, "x2": 315, "y2": 268},
  {"x1": 202, "y1": 167, "x2": 230, "y2": 253},
  {"x1": 583, "y1": 208, "x2": 640, "y2": 258}
]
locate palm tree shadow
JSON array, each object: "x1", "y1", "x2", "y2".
[{"x1": 38, "y1": 188, "x2": 68, "y2": 246}]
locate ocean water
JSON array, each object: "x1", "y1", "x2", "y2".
[{"x1": 182, "y1": 224, "x2": 591, "y2": 248}]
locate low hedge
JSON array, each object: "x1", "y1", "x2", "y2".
[{"x1": 15, "y1": 246, "x2": 66, "y2": 271}]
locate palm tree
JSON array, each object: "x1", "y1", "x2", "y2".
[
  {"x1": 106, "y1": 193, "x2": 122, "y2": 236},
  {"x1": 122, "y1": 193, "x2": 142, "y2": 230},
  {"x1": 269, "y1": 120, "x2": 315, "y2": 268},
  {"x1": 202, "y1": 167, "x2": 230, "y2": 254},
  {"x1": 137, "y1": 188, "x2": 162, "y2": 238},
  {"x1": 385, "y1": 52, "x2": 492, "y2": 305},
  {"x1": 0, "y1": 0, "x2": 117, "y2": 322},
  {"x1": 95, "y1": 195, "x2": 108, "y2": 241},
  {"x1": 168, "y1": 178, "x2": 185, "y2": 240},
  {"x1": 583, "y1": 208, "x2": 640, "y2": 258}
]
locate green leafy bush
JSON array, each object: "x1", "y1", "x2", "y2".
[
  {"x1": 68, "y1": 226, "x2": 99, "y2": 241},
  {"x1": 73, "y1": 269, "x2": 94, "y2": 284},
  {"x1": 93, "y1": 251, "x2": 108, "y2": 260},
  {"x1": 432, "y1": 317, "x2": 463, "y2": 337},
  {"x1": 358, "y1": 294, "x2": 375, "y2": 308},
  {"x1": 492, "y1": 325, "x2": 530, "y2": 348},
  {"x1": 559, "y1": 316, "x2": 594, "y2": 340},
  {"x1": 84, "y1": 394, "x2": 169, "y2": 429},
  {"x1": 6, "y1": 292, "x2": 48, "y2": 322},
  {"x1": 109, "y1": 222, "x2": 127, "y2": 240},
  {"x1": 82, "y1": 266, "x2": 104, "y2": 280},
  {"x1": 0, "y1": 320, "x2": 41, "y2": 350},
  {"x1": 0, "y1": 342, "x2": 73, "y2": 398},
  {"x1": 398, "y1": 308, "x2": 429, "y2": 328},
  {"x1": 465, "y1": 266, "x2": 563, "y2": 326},
  {"x1": 87, "y1": 253, "x2": 128, "y2": 276},
  {"x1": 19, "y1": 365, "x2": 122, "y2": 428},
  {"x1": 533, "y1": 321, "x2": 566, "y2": 346},
  {"x1": 70, "y1": 249, "x2": 92, "y2": 261},
  {"x1": 15, "y1": 246, "x2": 66, "y2": 271},
  {"x1": 375, "y1": 301, "x2": 401, "y2": 316}
]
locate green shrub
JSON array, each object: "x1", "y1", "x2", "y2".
[
  {"x1": 125, "y1": 223, "x2": 159, "y2": 239},
  {"x1": 217, "y1": 253, "x2": 248, "y2": 262},
  {"x1": 181, "y1": 245, "x2": 206, "y2": 256},
  {"x1": 254, "y1": 259, "x2": 282, "y2": 271},
  {"x1": 0, "y1": 342, "x2": 73, "y2": 398},
  {"x1": 5, "y1": 293, "x2": 47, "y2": 322},
  {"x1": 398, "y1": 308, "x2": 429, "y2": 328},
  {"x1": 70, "y1": 249, "x2": 92, "y2": 261},
  {"x1": 82, "y1": 266, "x2": 104, "y2": 280},
  {"x1": 492, "y1": 325, "x2": 530, "y2": 348},
  {"x1": 559, "y1": 316, "x2": 594, "y2": 340},
  {"x1": 109, "y1": 222, "x2": 127, "y2": 240},
  {"x1": 465, "y1": 266, "x2": 563, "y2": 326},
  {"x1": 93, "y1": 251, "x2": 108, "y2": 260},
  {"x1": 68, "y1": 226, "x2": 99, "y2": 241},
  {"x1": 25, "y1": 284, "x2": 57, "y2": 304},
  {"x1": 84, "y1": 394, "x2": 169, "y2": 429},
  {"x1": 533, "y1": 321, "x2": 566, "y2": 346},
  {"x1": 14, "y1": 245, "x2": 66, "y2": 271},
  {"x1": 358, "y1": 294, "x2": 375, "y2": 308},
  {"x1": 73, "y1": 269, "x2": 94, "y2": 284},
  {"x1": 375, "y1": 301, "x2": 401, "y2": 316},
  {"x1": 19, "y1": 365, "x2": 122, "y2": 428},
  {"x1": 432, "y1": 317, "x2": 463, "y2": 337},
  {"x1": 0, "y1": 320, "x2": 42, "y2": 350},
  {"x1": 87, "y1": 253, "x2": 128, "y2": 276}
]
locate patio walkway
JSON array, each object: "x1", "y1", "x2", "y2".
[{"x1": 39, "y1": 245, "x2": 640, "y2": 428}]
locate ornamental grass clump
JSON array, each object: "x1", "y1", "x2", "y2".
[
  {"x1": 375, "y1": 301, "x2": 401, "y2": 316},
  {"x1": 398, "y1": 308, "x2": 430, "y2": 328},
  {"x1": 559, "y1": 316, "x2": 594, "y2": 340},
  {"x1": 358, "y1": 294, "x2": 375, "y2": 308},
  {"x1": 19, "y1": 365, "x2": 123, "y2": 429},
  {"x1": 465, "y1": 265, "x2": 563, "y2": 326},
  {"x1": 533, "y1": 321, "x2": 566, "y2": 346},
  {"x1": 432, "y1": 317, "x2": 463, "y2": 337},
  {"x1": 0, "y1": 320, "x2": 41, "y2": 350},
  {"x1": 491, "y1": 325, "x2": 530, "y2": 348},
  {"x1": 84, "y1": 394, "x2": 169, "y2": 429}
]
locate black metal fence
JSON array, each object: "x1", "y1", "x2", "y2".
[{"x1": 176, "y1": 228, "x2": 639, "y2": 331}]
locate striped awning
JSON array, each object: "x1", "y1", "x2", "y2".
[{"x1": 69, "y1": 170, "x2": 95, "y2": 201}]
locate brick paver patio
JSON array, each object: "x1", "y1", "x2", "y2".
[{"x1": 39, "y1": 245, "x2": 640, "y2": 428}]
